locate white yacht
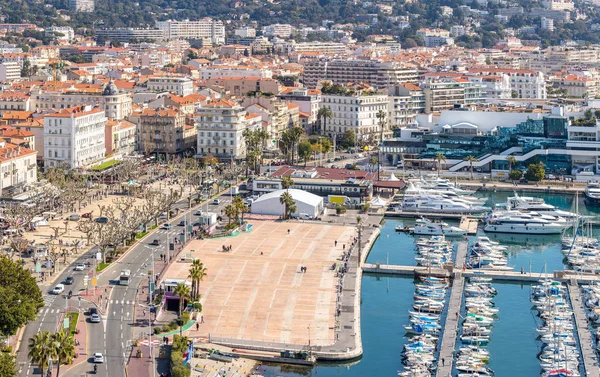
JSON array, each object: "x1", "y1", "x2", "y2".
[
  {"x1": 413, "y1": 177, "x2": 476, "y2": 195},
  {"x1": 506, "y1": 194, "x2": 578, "y2": 219},
  {"x1": 413, "y1": 218, "x2": 467, "y2": 236},
  {"x1": 401, "y1": 195, "x2": 491, "y2": 214},
  {"x1": 404, "y1": 183, "x2": 487, "y2": 205},
  {"x1": 484, "y1": 211, "x2": 568, "y2": 234}
]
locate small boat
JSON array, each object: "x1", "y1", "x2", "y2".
[
  {"x1": 460, "y1": 335, "x2": 490, "y2": 345},
  {"x1": 413, "y1": 218, "x2": 467, "y2": 236}
]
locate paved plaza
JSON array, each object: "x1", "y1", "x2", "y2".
[{"x1": 163, "y1": 220, "x2": 356, "y2": 346}]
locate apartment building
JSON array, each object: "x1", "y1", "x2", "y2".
[
  {"x1": 146, "y1": 76, "x2": 194, "y2": 96},
  {"x1": 321, "y1": 89, "x2": 389, "y2": 143},
  {"x1": 198, "y1": 66, "x2": 273, "y2": 80},
  {"x1": 469, "y1": 68, "x2": 547, "y2": 99},
  {"x1": 302, "y1": 58, "x2": 419, "y2": 89},
  {"x1": 31, "y1": 81, "x2": 132, "y2": 120},
  {"x1": 0, "y1": 140, "x2": 37, "y2": 192},
  {"x1": 542, "y1": 0, "x2": 574, "y2": 10},
  {"x1": 195, "y1": 99, "x2": 262, "y2": 160},
  {"x1": 277, "y1": 88, "x2": 322, "y2": 132},
  {"x1": 155, "y1": 19, "x2": 225, "y2": 44},
  {"x1": 45, "y1": 26, "x2": 75, "y2": 41},
  {"x1": 0, "y1": 62, "x2": 21, "y2": 81},
  {"x1": 287, "y1": 42, "x2": 347, "y2": 54},
  {"x1": 0, "y1": 91, "x2": 30, "y2": 115},
  {"x1": 262, "y1": 24, "x2": 294, "y2": 38},
  {"x1": 234, "y1": 27, "x2": 256, "y2": 38},
  {"x1": 241, "y1": 96, "x2": 301, "y2": 142},
  {"x1": 44, "y1": 105, "x2": 107, "y2": 169},
  {"x1": 421, "y1": 77, "x2": 486, "y2": 113},
  {"x1": 387, "y1": 83, "x2": 426, "y2": 127},
  {"x1": 134, "y1": 108, "x2": 195, "y2": 155},
  {"x1": 206, "y1": 77, "x2": 280, "y2": 97},
  {"x1": 105, "y1": 119, "x2": 136, "y2": 158},
  {"x1": 96, "y1": 28, "x2": 164, "y2": 43},
  {"x1": 69, "y1": 0, "x2": 94, "y2": 12},
  {"x1": 559, "y1": 74, "x2": 598, "y2": 98}
]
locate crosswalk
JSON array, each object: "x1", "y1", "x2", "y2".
[{"x1": 42, "y1": 294, "x2": 57, "y2": 307}]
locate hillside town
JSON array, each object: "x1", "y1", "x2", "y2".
[{"x1": 6, "y1": 1, "x2": 600, "y2": 377}]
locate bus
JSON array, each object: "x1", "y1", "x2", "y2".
[{"x1": 119, "y1": 269, "x2": 131, "y2": 285}]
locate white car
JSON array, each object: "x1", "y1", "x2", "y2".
[
  {"x1": 74, "y1": 264, "x2": 85, "y2": 271},
  {"x1": 51, "y1": 284, "x2": 65, "y2": 295},
  {"x1": 93, "y1": 352, "x2": 104, "y2": 363}
]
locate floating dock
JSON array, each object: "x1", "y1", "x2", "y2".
[
  {"x1": 435, "y1": 242, "x2": 467, "y2": 377},
  {"x1": 458, "y1": 217, "x2": 479, "y2": 235},
  {"x1": 568, "y1": 281, "x2": 600, "y2": 377}
]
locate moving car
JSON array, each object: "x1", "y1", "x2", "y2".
[
  {"x1": 74, "y1": 263, "x2": 85, "y2": 271},
  {"x1": 64, "y1": 276, "x2": 74, "y2": 285},
  {"x1": 90, "y1": 314, "x2": 101, "y2": 323},
  {"x1": 51, "y1": 284, "x2": 65, "y2": 295},
  {"x1": 212, "y1": 199, "x2": 221, "y2": 205},
  {"x1": 162, "y1": 223, "x2": 173, "y2": 230},
  {"x1": 150, "y1": 239, "x2": 160, "y2": 246},
  {"x1": 88, "y1": 307, "x2": 98, "y2": 315},
  {"x1": 178, "y1": 220, "x2": 187, "y2": 226},
  {"x1": 93, "y1": 353, "x2": 104, "y2": 363}
]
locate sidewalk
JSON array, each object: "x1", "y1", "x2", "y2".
[{"x1": 46, "y1": 308, "x2": 88, "y2": 375}]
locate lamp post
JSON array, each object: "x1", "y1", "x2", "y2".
[{"x1": 139, "y1": 303, "x2": 155, "y2": 377}]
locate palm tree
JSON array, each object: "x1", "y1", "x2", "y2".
[
  {"x1": 52, "y1": 330, "x2": 75, "y2": 377},
  {"x1": 464, "y1": 155, "x2": 479, "y2": 179},
  {"x1": 224, "y1": 204, "x2": 238, "y2": 224},
  {"x1": 435, "y1": 152, "x2": 447, "y2": 177},
  {"x1": 281, "y1": 176, "x2": 294, "y2": 190},
  {"x1": 173, "y1": 283, "x2": 191, "y2": 317},
  {"x1": 188, "y1": 260, "x2": 208, "y2": 301},
  {"x1": 369, "y1": 156, "x2": 378, "y2": 173},
  {"x1": 232, "y1": 196, "x2": 249, "y2": 223},
  {"x1": 317, "y1": 107, "x2": 333, "y2": 135},
  {"x1": 28, "y1": 331, "x2": 55, "y2": 377},
  {"x1": 279, "y1": 191, "x2": 296, "y2": 219},
  {"x1": 289, "y1": 127, "x2": 304, "y2": 164},
  {"x1": 376, "y1": 109, "x2": 387, "y2": 181},
  {"x1": 506, "y1": 156, "x2": 517, "y2": 171}
]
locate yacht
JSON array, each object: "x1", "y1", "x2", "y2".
[
  {"x1": 401, "y1": 195, "x2": 490, "y2": 214},
  {"x1": 413, "y1": 218, "x2": 467, "y2": 236},
  {"x1": 404, "y1": 183, "x2": 487, "y2": 205},
  {"x1": 484, "y1": 211, "x2": 568, "y2": 234},
  {"x1": 506, "y1": 194, "x2": 578, "y2": 219},
  {"x1": 413, "y1": 178, "x2": 476, "y2": 195},
  {"x1": 584, "y1": 183, "x2": 600, "y2": 207}
]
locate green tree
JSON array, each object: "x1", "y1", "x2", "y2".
[
  {"x1": 279, "y1": 191, "x2": 296, "y2": 219},
  {"x1": 242, "y1": 128, "x2": 269, "y2": 176},
  {"x1": 376, "y1": 109, "x2": 387, "y2": 143},
  {"x1": 232, "y1": 196, "x2": 249, "y2": 223},
  {"x1": 298, "y1": 140, "x2": 312, "y2": 166},
  {"x1": 173, "y1": 283, "x2": 191, "y2": 317},
  {"x1": 509, "y1": 169, "x2": 523, "y2": 180},
  {"x1": 281, "y1": 176, "x2": 294, "y2": 190},
  {"x1": 435, "y1": 152, "x2": 447, "y2": 177},
  {"x1": 21, "y1": 58, "x2": 33, "y2": 77},
  {"x1": 28, "y1": 331, "x2": 56, "y2": 377},
  {"x1": 585, "y1": 109, "x2": 593, "y2": 119},
  {"x1": 511, "y1": 90, "x2": 519, "y2": 98},
  {"x1": 465, "y1": 155, "x2": 479, "y2": 179},
  {"x1": 525, "y1": 162, "x2": 545, "y2": 181},
  {"x1": 188, "y1": 260, "x2": 207, "y2": 302},
  {"x1": 0, "y1": 256, "x2": 44, "y2": 338},
  {"x1": 340, "y1": 129, "x2": 355, "y2": 149},
  {"x1": 224, "y1": 204, "x2": 238, "y2": 224},
  {"x1": 595, "y1": 110, "x2": 600, "y2": 119},
  {"x1": 317, "y1": 107, "x2": 333, "y2": 135},
  {"x1": 506, "y1": 156, "x2": 518, "y2": 171},
  {"x1": 52, "y1": 329, "x2": 75, "y2": 377},
  {"x1": 0, "y1": 351, "x2": 16, "y2": 377}
]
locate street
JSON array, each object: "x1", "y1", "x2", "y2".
[{"x1": 17, "y1": 192, "x2": 233, "y2": 377}]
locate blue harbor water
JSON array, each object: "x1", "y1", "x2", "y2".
[{"x1": 259, "y1": 191, "x2": 594, "y2": 377}]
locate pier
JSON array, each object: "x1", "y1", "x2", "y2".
[
  {"x1": 435, "y1": 242, "x2": 468, "y2": 377},
  {"x1": 568, "y1": 281, "x2": 600, "y2": 377},
  {"x1": 384, "y1": 211, "x2": 484, "y2": 220},
  {"x1": 458, "y1": 217, "x2": 478, "y2": 235}
]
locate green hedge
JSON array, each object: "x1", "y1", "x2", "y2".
[
  {"x1": 96, "y1": 263, "x2": 110, "y2": 272},
  {"x1": 170, "y1": 335, "x2": 191, "y2": 377},
  {"x1": 67, "y1": 312, "x2": 78, "y2": 335}
]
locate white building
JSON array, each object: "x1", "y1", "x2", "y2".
[
  {"x1": 45, "y1": 26, "x2": 75, "y2": 41},
  {"x1": 69, "y1": 0, "x2": 94, "y2": 12},
  {"x1": 262, "y1": 24, "x2": 294, "y2": 38},
  {"x1": 44, "y1": 105, "x2": 107, "y2": 169},
  {"x1": 450, "y1": 25, "x2": 467, "y2": 37},
  {"x1": 146, "y1": 76, "x2": 194, "y2": 96},
  {"x1": 195, "y1": 99, "x2": 262, "y2": 160},
  {"x1": 541, "y1": 17, "x2": 555, "y2": 31},
  {"x1": 250, "y1": 188, "x2": 324, "y2": 218},
  {"x1": 0, "y1": 141, "x2": 37, "y2": 191},
  {"x1": 542, "y1": 0, "x2": 574, "y2": 10},
  {"x1": 321, "y1": 89, "x2": 389, "y2": 142},
  {"x1": 95, "y1": 28, "x2": 164, "y2": 42},
  {"x1": 424, "y1": 35, "x2": 455, "y2": 47},
  {"x1": 155, "y1": 19, "x2": 225, "y2": 44},
  {"x1": 469, "y1": 68, "x2": 547, "y2": 99},
  {"x1": 198, "y1": 66, "x2": 273, "y2": 80},
  {"x1": 234, "y1": 27, "x2": 256, "y2": 38},
  {"x1": 0, "y1": 62, "x2": 21, "y2": 81}
]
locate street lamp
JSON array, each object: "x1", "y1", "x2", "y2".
[{"x1": 138, "y1": 303, "x2": 156, "y2": 377}]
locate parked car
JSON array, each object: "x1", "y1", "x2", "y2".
[
  {"x1": 150, "y1": 239, "x2": 160, "y2": 246},
  {"x1": 51, "y1": 284, "x2": 65, "y2": 295},
  {"x1": 82, "y1": 212, "x2": 92, "y2": 218},
  {"x1": 64, "y1": 276, "x2": 74, "y2": 285},
  {"x1": 90, "y1": 314, "x2": 101, "y2": 323},
  {"x1": 88, "y1": 307, "x2": 98, "y2": 315},
  {"x1": 74, "y1": 263, "x2": 85, "y2": 271},
  {"x1": 95, "y1": 217, "x2": 108, "y2": 224},
  {"x1": 68, "y1": 214, "x2": 81, "y2": 221}
]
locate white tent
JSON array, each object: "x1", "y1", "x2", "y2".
[
  {"x1": 370, "y1": 196, "x2": 387, "y2": 207},
  {"x1": 251, "y1": 189, "x2": 324, "y2": 217},
  {"x1": 387, "y1": 173, "x2": 400, "y2": 181}
]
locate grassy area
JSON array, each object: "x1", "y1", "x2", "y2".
[
  {"x1": 150, "y1": 225, "x2": 157, "y2": 230},
  {"x1": 66, "y1": 312, "x2": 78, "y2": 335},
  {"x1": 96, "y1": 263, "x2": 110, "y2": 272},
  {"x1": 135, "y1": 231, "x2": 148, "y2": 239},
  {"x1": 91, "y1": 160, "x2": 120, "y2": 171}
]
